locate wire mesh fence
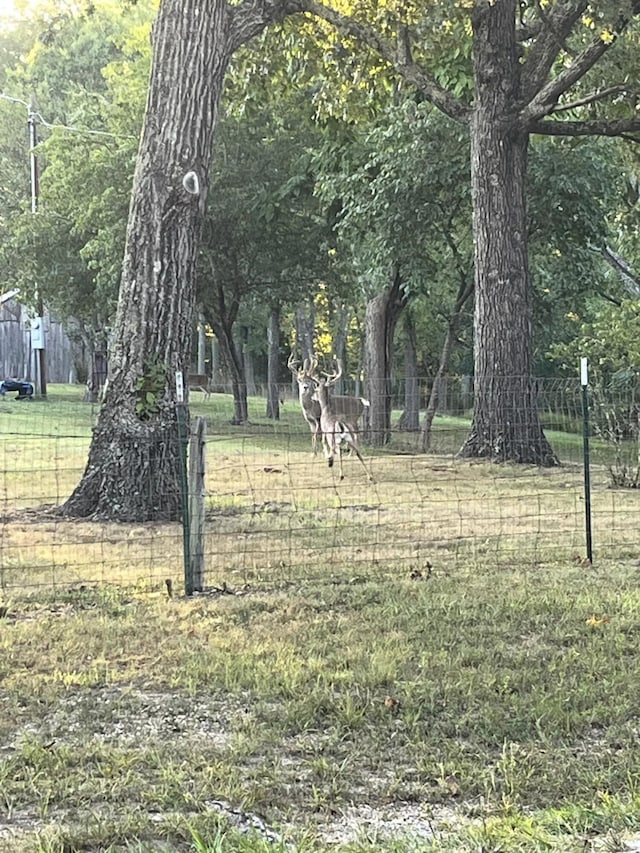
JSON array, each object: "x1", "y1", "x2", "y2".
[{"x1": 1, "y1": 376, "x2": 638, "y2": 601}]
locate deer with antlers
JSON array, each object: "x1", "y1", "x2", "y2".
[
  {"x1": 288, "y1": 353, "x2": 370, "y2": 456},
  {"x1": 311, "y1": 368, "x2": 373, "y2": 481}
]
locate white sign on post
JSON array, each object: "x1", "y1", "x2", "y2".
[
  {"x1": 30, "y1": 317, "x2": 45, "y2": 350},
  {"x1": 580, "y1": 357, "x2": 588, "y2": 387},
  {"x1": 176, "y1": 371, "x2": 185, "y2": 403}
]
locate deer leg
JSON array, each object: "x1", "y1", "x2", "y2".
[
  {"x1": 353, "y1": 445, "x2": 373, "y2": 481},
  {"x1": 321, "y1": 429, "x2": 333, "y2": 467},
  {"x1": 326, "y1": 442, "x2": 334, "y2": 468},
  {"x1": 346, "y1": 433, "x2": 374, "y2": 482}
]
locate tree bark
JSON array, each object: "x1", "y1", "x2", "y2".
[
  {"x1": 459, "y1": 1, "x2": 557, "y2": 466},
  {"x1": 421, "y1": 273, "x2": 473, "y2": 451},
  {"x1": 363, "y1": 267, "x2": 407, "y2": 447},
  {"x1": 295, "y1": 302, "x2": 315, "y2": 362},
  {"x1": 266, "y1": 306, "x2": 280, "y2": 419},
  {"x1": 196, "y1": 310, "x2": 207, "y2": 375},
  {"x1": 331, "y1": 303, "x2": 351, "y2": 396},
  {"x1": 213, "y1": 316, "x2": 248, "y2": 424},
  {"x1": 397, "y1": 311, "x2": 419, "y2": 432}
]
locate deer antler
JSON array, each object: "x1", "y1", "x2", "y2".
[
  {"x1": 288, "y1": 352, "x2": 307, "y2": 380},
  {"x1": 322, "y1": 357, "x2": 343, "y2": 387}
]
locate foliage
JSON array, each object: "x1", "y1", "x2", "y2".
[
  {"x1": 548, "y1": 299, "x2": 640, "y2": 485},
  {"x1": 198, "y1": 93, "x2": 334, "y2": 362},
  {"x1": 0, "y1": 0, "x2": 153, "y2": 333},
  {"x1": 135, "y1": 357, "x2": 167, "y2": 420},
  {"x1": 528, "y1": 136, "x2": 628, "y2": 370},
  {"x1": 315, "y1": 102, "x2": 628, "y2": 376},
  {"x1": 548, "y1": 299, "x2": 640, "y2": 387}
]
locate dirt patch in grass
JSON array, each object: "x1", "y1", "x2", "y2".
[
  {"x1": 0, "y1": 682, "x2": 471, "y2": 849},
  {"x1": 18, "y1": 685, "x2": 238, "y2": 749}
]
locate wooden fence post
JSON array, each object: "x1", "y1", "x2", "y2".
[{"x1": 188, "y1": 416, "x2": 206, "y2": 592}]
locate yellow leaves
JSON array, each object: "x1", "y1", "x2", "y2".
[
  {"x1": 565, "y1": 311, "x2": 580, "y2": 322},
  {"x1": 585, "y1": 614, "x2": 609, "y2": 627},
  {"x1": 582, "y1": 14, "x2": 615, "y2": 43}
]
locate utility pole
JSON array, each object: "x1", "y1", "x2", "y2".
[{"x1": 27, "y1": 97, "x2": 47, "y2": 398}]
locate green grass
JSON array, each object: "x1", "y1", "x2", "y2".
[
  {"x1": 2, "y1": 566, "x2": 640, "y2": 851},
  {"x1": 1, "y1": 386, "x2": 640, "y2": 850}
]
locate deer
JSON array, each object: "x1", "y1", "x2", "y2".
[
  {"x1": 187, "y1": 373, "x2": 212, "y2": 401},
  {"x1": 288, "y1": 353, "x2": 370, "y2": 455},
  {"x1": 311, "y1": 371, "x2": 373, "y2": 481}
]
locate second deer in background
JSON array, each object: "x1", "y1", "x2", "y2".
[{"x1": 187, "y1": 374, "x2": 212, "y2": 400}]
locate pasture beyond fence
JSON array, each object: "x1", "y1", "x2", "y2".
[{"x1": 1, "y1": 378, "x2": 639, "y2": 602}]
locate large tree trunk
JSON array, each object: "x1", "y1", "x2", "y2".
[
  {"x1": 363, "y1": 267, "x2": 407, "y2": 447},
  {"x1": 62, "y1": 0, "x2": 234, "y2": 520},
  {"x1": 459, "y1": 1, "x2": 557, "y2": 466},
  {"x1": 63, "y1": 0, "x2": 294, "y2": 519}
]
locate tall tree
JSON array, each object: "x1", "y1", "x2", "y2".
[{"x1": 63, "y1": 0, "x2": 292, "y2": 520}]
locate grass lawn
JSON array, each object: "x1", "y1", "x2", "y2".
[{"x1": 1, "y1": 386, "x2": 640, "y2": 851}]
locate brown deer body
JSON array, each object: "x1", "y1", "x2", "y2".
[
  {"x1": 312, "y1": 376, "x2": 373, "y2": 481},
  {"x1": 187, "y1": 374, "x2": 212, "y2": 400}
]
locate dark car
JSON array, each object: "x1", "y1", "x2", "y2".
[{"x1": 0, "y1": 378, "x2": 34, "y2": 399}]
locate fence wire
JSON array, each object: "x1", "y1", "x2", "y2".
[{"x1": 1, "y1": 378, "x2": 638, "y2": 600}]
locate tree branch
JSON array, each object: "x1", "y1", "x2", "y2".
[
  {"x1": 521, "y1": 1, "x2": 588, "y2": 100},
  {"x1": 550, "y1": 84, "x2": 640, "y2": 113},
  {"x1": 520, "y1": 36, "x2": 612, "y2": 125},
  {"x1": 599, "y1": 245, "x2": 640, "y2": 297},
  {"x1": 528, "y1": 117, "x2": 640, "y2": 138},
  {"x1": 228, "y1": 0, "x2": 294, "y2": 54},
  {"x1": 521, "y1": 4, "x2": 640, "y2": 126},
  {"x1": 282, "y1": 0, "x2": 469, "y2": 123}
]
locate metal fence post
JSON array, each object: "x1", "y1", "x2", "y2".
[
  {"x1": 188, "y1": 417, "x2": 206, "y2": 592},
  {"x1": 580, "y1": 357, "x2": 594, "y2": 565},
  {"x1": 175, "y1": 370, "x2": 193, "y2": 595}
]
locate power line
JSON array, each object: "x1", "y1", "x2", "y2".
[{"x1": 0, "y1": 92, "x2": 136, "y2": 140}]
